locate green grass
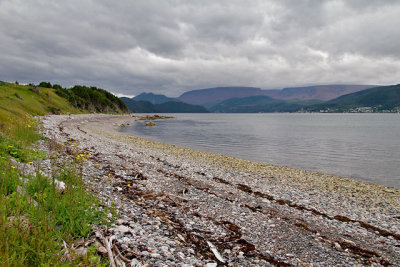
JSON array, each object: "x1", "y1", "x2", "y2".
[
  {"x1": 0, "y1": 150, "x2": 110, "y2": 266},
  {"x1": 0, "y1": 82, "x2": 113, "y2": 266},
  {"x1": 0, "y1": 82, "x2": 82, "y2": 140},
  {"x1": 0, "y1": 82, "x2": 81, "y2": 114}
]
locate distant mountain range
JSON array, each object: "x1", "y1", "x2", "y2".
[
  {"x1": 263, "y1": 85, "x2": 377, "y2": 101},
  {"x1": 133, "y1": 92, "x2": 179, "y2": 104},
  {"x1": 209, "y1": 96, "x2": 321, "y2": 113},
  {"x1": 176, "y1": 85, "x2": 375, "y2": 105},
  {"x1": 178, "y1": 87, "x2": 264, "y2": 105},
  {"x1": 121, "y1": 97, "x2": 208, "y2": 113},
  {"x1": 120, "y1": 84, "x2": 400, "y2": 113}
]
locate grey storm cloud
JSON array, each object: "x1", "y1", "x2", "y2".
[{"x1": 1, "y1": 0, "x2": 400, "y2": 96}]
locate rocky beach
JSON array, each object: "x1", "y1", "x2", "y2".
[{"x1": 41, "y1": 114, "x2": 400, "y2": 266}]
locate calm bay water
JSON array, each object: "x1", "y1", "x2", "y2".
[{"x1": 120, "y1": 113, "x2": 400, "y2": 188}]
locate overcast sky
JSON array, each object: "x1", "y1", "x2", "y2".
[{"x1": 1, "y1": 0, "x2": 400, "y2": 97}]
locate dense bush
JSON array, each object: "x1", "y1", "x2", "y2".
[
  {"x1": 38, "y1": 82, "x2": 52, "y2": 88},
  {"x1": 52, "y1": 84, "x2": 63, "y2": 90},
  {"x1": 56, "y1": 85, "x2": 129, "y2": 114}
]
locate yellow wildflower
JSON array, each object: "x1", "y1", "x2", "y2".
[
  {"x1": 28, "y1": 162, "x2": 33, "y2": 164},
  {"x1": 11, "y1": 166, "x2": 15, "y2": 169},
  {"x1": 8, "y1": 145, "x2": 13, "y2": 148},
  {"x1": 127, "y1": 184, "x2": 131, "y2": 187}
]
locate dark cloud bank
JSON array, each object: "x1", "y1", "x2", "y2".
[{"x1": 1, "y1": 0, "x2": 400, "y2": 97}]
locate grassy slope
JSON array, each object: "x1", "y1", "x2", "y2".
[
  {"x1": 0, "y1": 82, "x2": 82, "y2": 135},
  {"x1": 0, "y1": 82, "x2": 110, "y2": 266}
]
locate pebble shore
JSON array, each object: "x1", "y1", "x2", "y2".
[{"x1": 41, "y1": 114, "x2": 400, "y2": 266}]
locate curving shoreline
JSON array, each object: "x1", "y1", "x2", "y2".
[{"x1": 42, "y1": 114, "x2": 400, "y2": 266}]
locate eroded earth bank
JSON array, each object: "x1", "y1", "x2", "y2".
[{"x1": 42, "y1": 114, "x2": 400, "y2": 266}]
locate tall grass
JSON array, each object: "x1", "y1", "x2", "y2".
[{"x1": 0, "y1": 82, "x2": 112, "y2": 266}]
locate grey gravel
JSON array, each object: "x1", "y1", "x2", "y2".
[{"x1": 40, "y1": 114, "x2": 400, "y2": 266}]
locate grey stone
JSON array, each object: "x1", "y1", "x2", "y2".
[
  {"x1": 151, "y1": 253, "x2": 161, "y2": 258},
  {"x1": 115, "y1": 225, "x2": 130, "y2": 234},
  {"x1": 130, "y1": 259, "x2": 142, "y2": 267},
  {"x1": 141, "y1": 251, "x2": 150, "y2": 256}
]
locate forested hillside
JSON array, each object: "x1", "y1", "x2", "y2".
[{"x1": 306, "y1": 84, "x2": 400, "y2": 112}]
